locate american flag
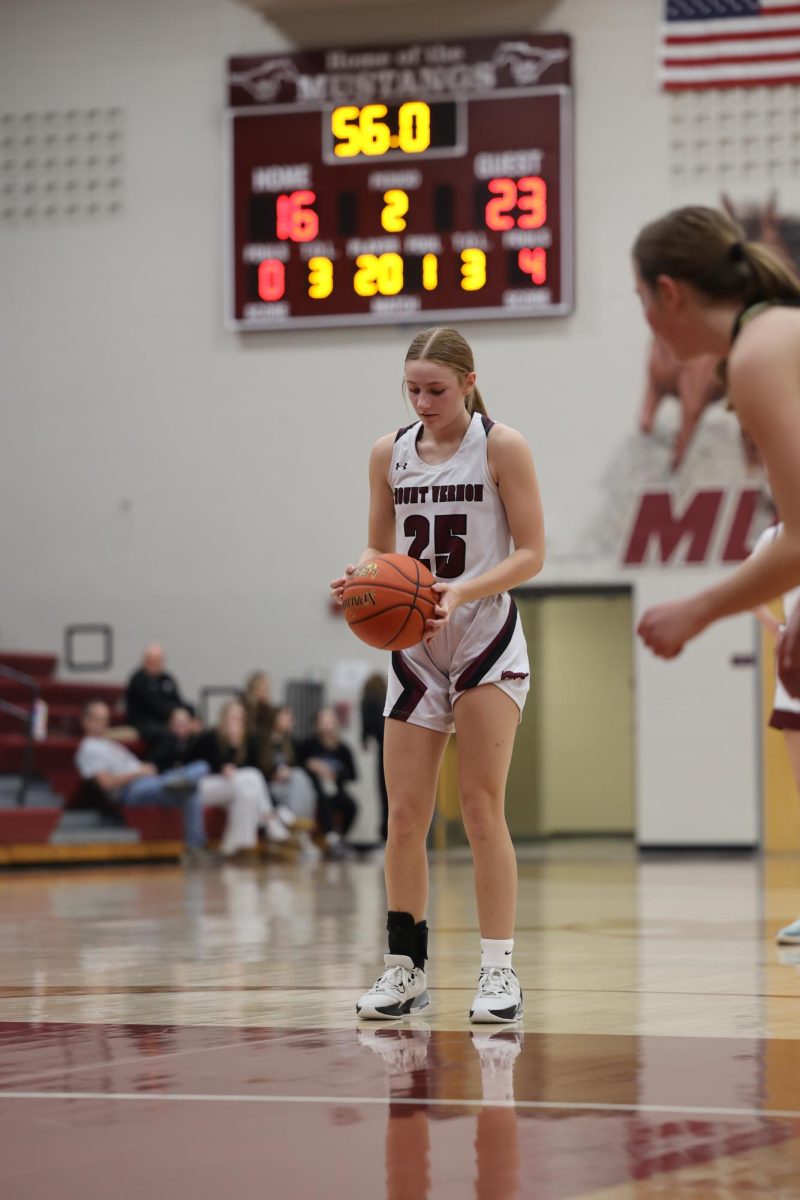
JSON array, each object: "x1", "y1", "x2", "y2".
[{"x1": 659, "y1": 0, "x2": 800, "y2": 90}]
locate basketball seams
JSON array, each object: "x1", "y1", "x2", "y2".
[
  {"x1": 344, "y1": 581, "x2": 422, "y2": 601},
  {"x1": 342, "y1": 551, "x2": 435, "y2": 651},
  {"x1": 383, "y1": 607, "x2": 423, "y2": 650},
  {"x1": 347, "y1": 599, "x2": 435, "y2": 628},
  {"x1": 381, "y1": 599, "x2": 417, "y2": 649},
  {"x1": 378, "y1": 555, "x2": 428, "y2": 586}
]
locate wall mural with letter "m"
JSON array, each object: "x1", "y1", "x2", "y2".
[{"x1": 577, "y1": 194, "x2": 796, "y2": 569}]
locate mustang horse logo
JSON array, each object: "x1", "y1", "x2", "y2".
[
  {"x1": 228, "y1": 58, "x2": 300, "y2": 102},
  {"x1": 492, "y1": 41, "x2": 569, "y2": 85}
]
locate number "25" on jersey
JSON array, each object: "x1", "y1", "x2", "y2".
[{"x1": 404, "y1": 514, "x2": 467, "y2": 579}]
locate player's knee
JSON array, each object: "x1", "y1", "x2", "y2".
[
  {"x1": 460, "y1": 788, "x2": 505, "y2": 844},
  {"x1": 387, "y1": 801, "x2": 429, "y2": 846}
]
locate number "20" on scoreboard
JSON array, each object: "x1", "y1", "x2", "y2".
[
  {"x1": 256, "y1": 252, "x2": 486, "y2": 302},
  {"x1": 257, "y1": 246, "x2": 547, "y2": 303}
]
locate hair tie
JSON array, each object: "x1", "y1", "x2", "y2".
[{"x1": 729, "y1": 240, "x2": 746, "y2": 263}]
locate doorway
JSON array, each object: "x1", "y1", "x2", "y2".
[{"x1": 505, "y1": 588, "x2": 635, "y2": 839}]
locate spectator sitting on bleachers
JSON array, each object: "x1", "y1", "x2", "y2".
[
  {"x1": 75, "y1": 700, "x2": 208, "y2": 862},
  {"x1": 192, "y1": 699, "x2": 294, "y2": 855},
  {"x1": 243, "y1": 670, "x2": 276, "y2": 746},
  {"x1": 148, "y1": 706, "x2": 197, "y2": 773},
  {"x1": 298, "y1": 707, "x2": 358, "y2": 858},
  {"x1": 262, "y1": 706, "x2": 317, "y2": 820},
  {"x1": 126, "y1": 643, "x2": 198, "y2": 745}
]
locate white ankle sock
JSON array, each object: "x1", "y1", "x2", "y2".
[{"x1": 481, "y1": 937, "x2": 514, "y2": 969}]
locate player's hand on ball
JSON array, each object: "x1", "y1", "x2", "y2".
[
  {"x1": 330, "y1": 564, "x2": 356, "y2": 605},
  {"x1": 424, "y1": 583, "x2": 463, "y2": 643},
  {"x1": 637, "y1": 598, "x2": 706, "y2": 659}
]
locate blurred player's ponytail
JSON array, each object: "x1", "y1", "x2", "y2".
[
  {"x1": 633, "y1": 205, "x2": 800, "y2": 307},
  {"x1": 405, "y1": 326, "x2": 488, "y2": 416}
]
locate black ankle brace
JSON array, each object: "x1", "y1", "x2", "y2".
[{"x1": 387, "y1": 911, "x2": 428, "y2": 970}]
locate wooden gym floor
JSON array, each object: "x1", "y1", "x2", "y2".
[{"x1": 2, "y1": 843, "x2": 800, "y2": 1198}]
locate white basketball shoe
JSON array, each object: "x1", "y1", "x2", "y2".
[
  {"x1": 356, "y1": 954, "x2": 431, "y2": 1019},
  {"x1": 469, "y1": 966, "x2": 523, "y2": 1024}
]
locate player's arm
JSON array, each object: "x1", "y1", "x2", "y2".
[
  {"x1": 639, "y1": 320, "x2": 800, "y2": 657},
  {"x1": 362, "y1": 434, "x2": 397, "y2": 560},
  {"x1": 330, "y1": 434, "x2": 395, "y2": 603}
]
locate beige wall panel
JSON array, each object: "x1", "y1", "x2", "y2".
[
  {"x1": 506, "y1": 593, "x2": 634, "y2": 839},
  {"x1": 538, "y1": 594, "x2": 634, "y2": 836}
]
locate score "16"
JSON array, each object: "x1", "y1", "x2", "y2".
[{"x1": 276, "y1": 190, "x2": 318, "y2": 242}]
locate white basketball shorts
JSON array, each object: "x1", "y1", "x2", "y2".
[{"x1": 383, "y1": 594, "x2": 530, "y2": 734}]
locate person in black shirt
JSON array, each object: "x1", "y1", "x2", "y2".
[
  {"x1": 126, "y1": 644, "x2": 198, "y2": 745},
  {"x1": 298, "y1": 707, "x2": 358, "y2": 857},
  {"x1": 148, "y1": 707, "x2": 198, "y2": 773}
]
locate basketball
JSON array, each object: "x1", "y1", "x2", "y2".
[{"x1": 342, "y1": 553, "x2": 437, "y2": 651}]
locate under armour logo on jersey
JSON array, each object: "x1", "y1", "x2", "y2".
[{"x1": 396, "y1": 462, "x2": 408, "y2": 470}]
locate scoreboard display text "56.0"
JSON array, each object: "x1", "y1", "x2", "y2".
[{"x1": 226, "y1": 35, "x2": 573, "y2": 331}]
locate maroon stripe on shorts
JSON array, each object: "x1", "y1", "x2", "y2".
[
  {"x1": 454, "y1": 598, "x2": 518, "y2": 693},
  {"x1": 769, "y1": 709, "x2": 800, "y2": 732},
  {"x1": 388, "y1": 651, "x2": 427, "y2": 721}
]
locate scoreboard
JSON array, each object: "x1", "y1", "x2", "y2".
[{"x1": 226, "y1": 35, "x2": 573, "y2": 331}]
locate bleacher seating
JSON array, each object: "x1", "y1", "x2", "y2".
[
  {"x1": 0, "y1": 650, "x2": 161, "y2": 859},
  {"x1": 0, "y1": 650, "x2": 299, "y2": 864},
  {"x1": 0, "y1": 650, "x2": 132, "y2": 804}
]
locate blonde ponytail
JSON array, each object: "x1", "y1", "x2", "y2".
[
  {"x1": 466, "y1": 385, "x2": 487, "y2": 416},
  {"x1": 741, "y1": 240, "x2": 800, "y2": 305}
]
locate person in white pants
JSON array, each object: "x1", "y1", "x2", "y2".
[{"x1": 192, "y1": 700, "x2": 292, "y2": 857}]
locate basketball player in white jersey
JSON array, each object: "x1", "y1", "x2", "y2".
[
  {"x1": 331, "y1": 327, "x2": 545, "y2": 1022},
  {"x1": 632, "y1": 207, "x2": 800, "y2": 683}
]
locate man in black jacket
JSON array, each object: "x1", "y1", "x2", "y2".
[{"x1": 126, "y1": 644, "x2": 198, "y2": 746}]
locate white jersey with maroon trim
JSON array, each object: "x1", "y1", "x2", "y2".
[
  {"x1": 390, "y1": 412, "x2": 513, "y2": 600},
  {"x1": 384, "y1": 412, "x2": 530, "y2": 733}
]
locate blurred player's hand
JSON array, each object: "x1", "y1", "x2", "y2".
[
  {"x1": 778, "y1": 605, "x2": 800, "y2": 698},
  {"x1": 424, "y1": 583, "x2": 463, "y2": 643},
  {"x1": 637, "y1": 597, "x2": 707, "y2": 659},
  {"x1": 330, "y1": 564, "x2": 356, "y2": 604}
]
